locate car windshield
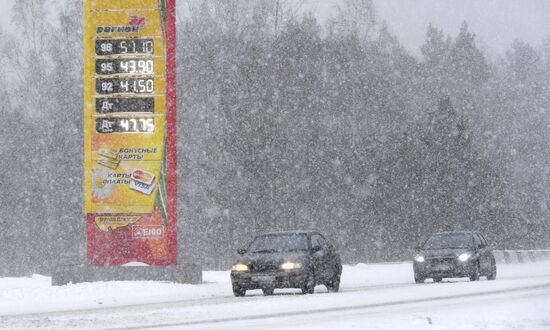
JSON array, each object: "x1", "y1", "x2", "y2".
[
  {"x1": 423, "y1": 234, "x2": 474, "y2": 249},
  {"x1": 248, "y1": 233, "x2": 309, "y2": 253}
]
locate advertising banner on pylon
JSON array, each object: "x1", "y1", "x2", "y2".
[{"x1": 83, "y1": 0, "x2": 177, "y2": 266}]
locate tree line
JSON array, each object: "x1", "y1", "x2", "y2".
[{"x1": 0, "y1": 0, "x2": 549, "y2": 273}]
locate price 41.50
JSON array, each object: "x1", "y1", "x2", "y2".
[{"x1": 96, "y1": 78, "x2": 154, "y2": 94}]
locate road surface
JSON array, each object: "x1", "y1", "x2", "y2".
[{"x1": 1, "y1": 261, "x2": 549, "y2": 329}]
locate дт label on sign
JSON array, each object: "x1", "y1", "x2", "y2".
[{"x1": 96, "y1": 98, "x2": 155, "y2": 114}]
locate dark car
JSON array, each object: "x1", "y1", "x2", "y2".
[
  {"x1": 230, "y1": 231, "x2": 342, "y2": 296},
  {"x1": 413, "y1": 231, "x2": 497, "y2": 283}
]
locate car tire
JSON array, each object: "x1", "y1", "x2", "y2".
[
  {"x1": 326, "y1": 272, "x2": 341, "y2": 293},
  {"x1": 232, "y1": 284, "x2": 246, "y2": 297},
  {"x1": 414, "y1": 273, "x2": 425, "y2": 284},
  {"x1": 301, "y1": 270, "x2": 315, "y2": 294},
  {"x1": 469, "y1": 263, "x2": 480, "y2": 281},
  {"x1": 486, "y1": 259, "x2": 497, "y2": 281},
  {"x1": 262, "y1": 287, "x2": 274, "y2": 296}
]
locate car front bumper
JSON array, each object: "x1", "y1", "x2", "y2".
[
  {"x1": 414, "y1": 258, "x2": 476, "y2": 278},
  {"x1": 231, "y1": 270, "x2": 308, "y2": 289}
]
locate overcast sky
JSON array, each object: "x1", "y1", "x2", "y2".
[
  {"x1": 1, "y1": 0, "x2": 549, "y2": 56},
  {"x1": 0, "y1": 1, "x2": 11, "y2": 34},
  {"x1": 310, "y1": 0, "x2": 550, "y2": 56},
  {"x1": 377, "y1": 0, "x2": 550, "y2": 55}
]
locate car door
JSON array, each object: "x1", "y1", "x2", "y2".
[
  {"x1": 321, "y1": 235, "x2": 341, "y2": 278},
  {"x1": 478, "y1": 234, "x2": 493, "y2": 273},
  {"x1": 310, "y1": 234, "x2": 329, "y2": 282},
  {"x1": 474, "y1": 233, "x2": 490, "y2": 273}
]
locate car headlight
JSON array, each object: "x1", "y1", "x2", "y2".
[
  {"x1": 458, "y1": 253, "x2": 471, "y2": 262},
  {"x1": 414, "y1": 255, "x2": 425, "y2": 263},
  {"x1": 231, "y1": 263, "x2": 249, "y2": 272},
  {"x1": 280, "y1": 262, "x2": 302, "y2": 270}
]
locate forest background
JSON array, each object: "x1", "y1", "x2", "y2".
[{"x1": 0, "y1": 0, "x2": 549, "y2": 273}]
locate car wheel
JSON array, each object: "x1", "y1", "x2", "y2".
[
  {"x1": 469, "y1": 263, "x2": 480, "y2": 281},
  {"x1": 487, "y1": 259, "x2": 497, "y2": 281},
  {"x1": 232, "y1": 284, "x2": 246, "y2": 297},
  {"x1": 262, "y1": 287, "x2": 274, "y2": 296},
  {"x1": 326, "y1": 272, "x2": 340, "y2": 293},
  {"x1": 433, "y1": 277, "x2": 442, "y2": 283},
  {"x1": 414, "y1": 273, "x2": 425, "y2": 284},
  {"x1": 301, "y1": 270, "x2": 315, "y2": 294}
]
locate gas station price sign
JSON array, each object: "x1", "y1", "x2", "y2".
[{"x1": 84, "y1": 0, "x2": 177, "y2": 267}]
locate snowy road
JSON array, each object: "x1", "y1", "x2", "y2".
[
  {"x1": 1, "y1": 261, "x2": 549, "y2": 329},
  {"x1": 172, "y1": 284, "x2": 550, "y2": 330}
]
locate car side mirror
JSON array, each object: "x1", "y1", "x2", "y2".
[
  {"x1": 311, "y1": 245, "x2": 322, "y2": 253},
  {"x1": 237, "y1": 248, "x2": 247, "y2": 255}
]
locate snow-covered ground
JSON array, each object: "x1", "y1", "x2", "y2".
[{"x1": 1, "y1": 261, "x2": 549, "y2": 329}]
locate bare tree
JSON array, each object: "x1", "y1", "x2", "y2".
[{"x1": 330, "y1": 0, "x2": 377, "y2": 41}]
